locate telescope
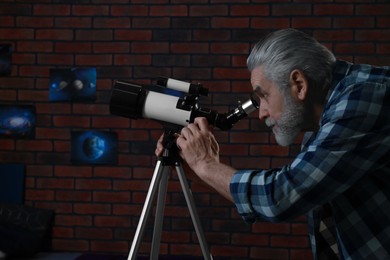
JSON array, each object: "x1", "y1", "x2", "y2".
[{"x1": 109, "y1": 77, "x2": 258, "y2": 131}]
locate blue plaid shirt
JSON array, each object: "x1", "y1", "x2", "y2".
[{"x1": 230, "y1": 60, "x2": 390, "y2": 259}]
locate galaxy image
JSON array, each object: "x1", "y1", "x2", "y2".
[{"x1": 0, "y1": 105, "x2": 35, "y2": 138}]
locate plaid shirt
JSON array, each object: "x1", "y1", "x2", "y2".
[{"x1": 230, "y1": 60, "x2": 390, "y2": 259}]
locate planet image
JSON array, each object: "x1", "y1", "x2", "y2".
[{"x1": 82, "y1": 135, "x2": 106, "y2": 160}]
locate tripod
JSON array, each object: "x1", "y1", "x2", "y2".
[{"x1": 128, "y1": 130, "x2": 213, "y2": 260}]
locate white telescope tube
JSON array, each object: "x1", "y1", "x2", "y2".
[{"x1": 142, "y1": 91, "x2": 191, "y2": 126}]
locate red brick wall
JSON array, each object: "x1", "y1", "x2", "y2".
[{"x1": 0, "y1": 1, "x2": 389, "y2": 259}]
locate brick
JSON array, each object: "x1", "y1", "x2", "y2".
[
  {"x1": 94, "y1": 167, "x2": 132, "y2": 179},
  {"x1": 72, "y1": 5, "x2": 109, "y2": 16},
  {"x1": 0, "y1": 90, "x2": 17, "y2": 101},
  {"x1": 272, "y1": 4, "x2": 312, "y2": 16},
  {"x1": 55, "y1": 166, "x2": 93, "y2": 178},
  {"x1": 271, "y1": 235, "x2": 309, "y2": 248},
  {"x1": 292, "y1": 17, "x2": 331, "y2": 28},
  {"x1": 17, "y1": 41, "x2": 53, "y2": 52},
  {"x1": 36, "y1": 29, "x2": 73, "y2": 40},
  {"x1": 251, "y1": 17, "x2": 290, "y2": 29},
  {"x1": 115, "y1": 29, "x2": 152, "y2": 41},
  {"x1": 190, "y1": 5, "x2": 228, "y2": 16},
  {"x1": 16, "y1": 140, "x2": 52, "y2": 151},
  {"x1": 38, "y1": 54, "x2": 74, "y2": 65},
  {"x1": 52, "y1": 239, "x2": 89, "y2": 252},
  {"x1": 250, "y1": 144, "x2": 289, "y2": 157},
  {"x1": 232, "y1": 233, "x2": 269, "y2": 246},
  {"x1": 16, "y1": 17, "x2": 54, "y2": 27},
  {"x1": 150, "y1": 5, "x2": 188, "y2": 16},
  {"x1": 93, "y1": 42, "x2": 129, "y2": 53},
  {"x1": 0, "y1": 29, "x2": 34, "y2": 39},
  {"x1": 26, "y1": 165, "x2": 53, "y2": 177},
  {"x1": 25, "y1": 189, "x2": 55, "y2": 201},
  {"x1": 211, "y1": 43, "x2": 249, "y2": 54},
  {"x1": 213, "y1": 68, "x2": 250, "y2": 79},
  {"x1": 313, "y1": 30, "x2": 353, "y2": 41},
  {"x1": 53, "y1": 141, "x2": 71, "y2": 152},
  {"x1": 53, "y1": 115, "x2": 91, "y2": 128},
  {"x1": 0, "y1": 4, "x2": 32, "y2": 15},
  {"x1": 93, "y1": 17, "x2": 131, "y2": 28},
  {"x1": 52, "y1": 227, "x2": 74, "y2": 238},
  {"x1": 132, "y1": 42, "x2": 169, "y2": 53},
  {"x1": 55, "y1": 42, "x2": 92, "y2": 53},
  {"x1": 132, "y1": 17, "x2": 172, "y2": 28},
  {"x1": 94, "y1": 216, "x2": 131, "y2": 227},
  {"x1": 231, "y1": 4, "x2": 269, "y2": 16},
  {"x1": 36, "y1": 178, "x2": 74, "y2": 189},
  {"x1": 75, "y1": 179, "x2": 112, "y2": 190},
  {"x1": 0, "y1": 16, "x2": 14, "y2": 27},
  {"x1": 76, "y1": 30, "x2": 113, "y2": 41},
  {"x1": 355, "y1": 29, "x2": 390, "y2": 42},
  {"x1": 34, "y1": 4, "x2": 71, "y2": 16},
  {"x1": 250, "y1": 247, "x2": 288, "y2": 260},
  {"x1": 92, "y1": 116, "x2": 130, "y2": 128},
  {"x1": 55, "y1": 17, "x2": 92, "y2": 28},
  {"x1": 334, "y1": 43, "x2": 375, "y2": 55},
  {"x1": 171, "y1": 17, "x2": 209, "y2": 29},
  {"x1": 333, "y1": 17, "x2": 375, "y2": 28},
  {"x1": 56, "y1": 190, "x2": 92, "y2": 202},
  {"x1": 91, "y1": 240, "x2": 129, "y2": 253},
  {"x1": 355, "y1": 4, "x2": 390, "y2": 15},
  {"x1": 12, "y1": 53, "x2": 35, "y2": 64},
  {"x1": 75, "y1": 227, "x2": 113, "y2": 239},
  {"x1": 314, "y1": 4, "x2": 354, "y2": 15},
  {"x1": 75, "y1": 54, "x2": 112, "y2": 66},
  {"x1": 35, "y1": 127, "x2": 70, "y2": 140},
  {"x1": 111, "y1": 5, "x2": 149, "y2": 16},
  {"x1": 193, "y1": 29, "x2": 230, "y2": 41},
  {"x1": 212, "y1": 17, "x2": 249, "y2": 28},
  {"x1": 74, "y1": 203, "x2": 112, "y2": 215}
]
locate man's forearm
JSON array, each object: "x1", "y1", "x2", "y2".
[{"x1": 193, "y1": 162, "x2": 236, "y2": 202}]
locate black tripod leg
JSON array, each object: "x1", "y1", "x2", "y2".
[
  {"x1": 150, "y1": 166, "x2": 170, "y2": 259},
  {"x1": 128, "y1": 159, "x2": 165, "y2": 260},
  {"x1": 175, "y1": 163, "x2": 213, "y2": 260}
]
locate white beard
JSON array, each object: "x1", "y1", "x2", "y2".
[{"x1": 266, "y1": 94, "x2": 305, "y2": 146}]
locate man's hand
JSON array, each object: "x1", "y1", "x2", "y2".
[
  {"x1": 154, "y1": 117, "x2": 235, "y2": 202},
  {"x1": 176, "y1": 117, "x2": 219, "y2": 176}
]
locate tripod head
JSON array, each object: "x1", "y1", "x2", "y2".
[{"x1": 159, "y1": 125, "x2": 183, "y2": 166}]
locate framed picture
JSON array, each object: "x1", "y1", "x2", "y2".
[
  {"x1": 71, "y1": 130, "x2": 117, "y2": 165},
  {"x1": 49, "y1": 67, "x2": 96, "y2": 101},
  {"x1": 0, "y1": 105, "x2": 35, "y2": 138},
  {"x1": 0, "y1": 44, "x2": 11, "y2": 76}
]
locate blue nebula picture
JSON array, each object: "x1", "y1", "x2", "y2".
[
  {"x1": 49, "y1": 67, "x2": 96, "y2": 102},
  {"x1": 0, "y1": 105, "x2": 35, "y2": 138},
  {"x1": 0, "y1": 44, "x2": 12, "y2": 76},
  {"x1": 71, "y1": 130, "x2": 117, "y2": 165}
]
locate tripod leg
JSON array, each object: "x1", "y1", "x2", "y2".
[
  {"x1": 128, "y1": 160, "x2": 165, "y2": 260},
  {"x1": 175, "y1": 164, "x2": 214, "y2": 260},
  {"x1": 150, "y1": 166, "x2": 170, "y2": 260}
]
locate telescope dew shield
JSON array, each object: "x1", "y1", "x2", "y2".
[{"x1": 109, "y1": 81, "x2": 146, "y2": 119}]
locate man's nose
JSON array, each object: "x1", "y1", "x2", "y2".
[{"x1": 258, "y1": 102, "x2": 269, "y2": 120}]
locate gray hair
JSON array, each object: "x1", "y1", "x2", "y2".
[{"x1": 247, "y1": 28, "x2": 336, "y2": 93}]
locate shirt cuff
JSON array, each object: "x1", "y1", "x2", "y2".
[{"x1": 230, "y1": 170, "x2": 258, "y2": 223}]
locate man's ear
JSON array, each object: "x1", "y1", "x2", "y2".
[{"x1": 289, "y1": 69, "x2": 308, "y2": 101}]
